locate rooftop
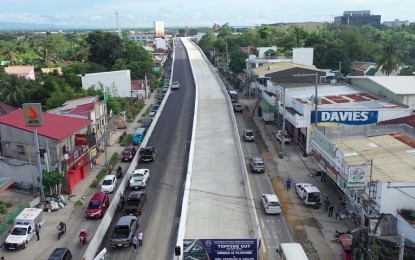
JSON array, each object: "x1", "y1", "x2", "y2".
[
  {"x1": 333, "y1": 134, "x2": 415, "y2": 182},
  {"x1": 287, "y1": 84, "x2": 404, "y2": 109},
  {"x1": 349, "y1": 76, "x2": 415, "y2": 95},
  {"x1": 0, "y1": 109, "x2": 92, "y2": 141}
]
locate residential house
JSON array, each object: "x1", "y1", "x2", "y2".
[
  {"x1": 4, "y1": 65, "x2": 35, "y2": 80},
  {"x1": 131, "y1": 80, "x2": 150, "y2": 100},
  {"x1": 41, "y1": 67, "x2": 63, "y2": 75},
  {"x1": 0, "y1": 109, "x2": 93, "y2": 194}
]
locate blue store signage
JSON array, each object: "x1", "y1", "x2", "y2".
[
  {"x1": 310, "y1": 111, "x2": 378, "y2": 125},
  {"x1": 183, "y1": 239, "x2": 258, "y2": 260}
]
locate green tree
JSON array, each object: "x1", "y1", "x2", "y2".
[
  {"x1": 229, "y1": 49, "x2": 248, "y2": 73},
  {"x1": 0, "y1": 75, "x2": 28, "y2": 106},
  {"x1": 42, "y1": 170, "x2": 64, "y2": 195},
  {"x1": 375, "y1": 36, "x2": 404, "y2": 75},
  {"x1": 86, "y1": 31, "x2": 123, "y2": 69}
]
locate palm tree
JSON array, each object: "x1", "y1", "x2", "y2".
[
  {"x1": 0, "y1": 76, "x2": 27, "y2": 107},
  {"x1": 375, "y1": 37, "x2": 404, "y2": 76}
]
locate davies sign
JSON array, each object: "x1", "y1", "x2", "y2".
[{"x1": 311, "y1": 111, "x2": 378, "y2": 125}]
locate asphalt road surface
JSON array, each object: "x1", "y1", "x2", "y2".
[{"x1": 99, "y1": 40, "x2": 195, "y2": 259}]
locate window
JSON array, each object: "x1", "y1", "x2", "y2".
[
  {"x1": 39, "y1": 148, "x2": 46, "y2": 158},
  {"x1": 17, "y1": 145, "x2": 25, "y2": 154}
]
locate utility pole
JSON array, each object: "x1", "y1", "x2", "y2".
[
  {"x1": 399, "y1": 234, "x2": 405, "y2": 260},
  {"x1": 225, "y1": 41, "x2": 229, "y2": 73},
  {"x1": 281, "y1": 86, "x2": 286, "y2": 155}
]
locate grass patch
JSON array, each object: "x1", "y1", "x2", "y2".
[
  {"x1": 74, "y1": 200, "x2": 84, "y2": 207},
  {"x1": 120, "y1": 134, "x2": 132, "y2": 147},
  {"x1": 90, "y1": 152, "x2": 119, "y2": 188}
]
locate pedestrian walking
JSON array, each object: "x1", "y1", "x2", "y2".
[
  {"x1": 35, "y1": 224, "x2": 40, "y2": 241},
  {"x1": 138, "y1": 231, "x2": 143, "y2": 247},
  {"x1": 132, "y1": 235, "x2": 138, "y2": 251},
  {"x1": 328, "y1": 203, "x2": 334, "y2": 217},
  {"x1": 335, "y1": 207, "x2": 341, "y2": 220},
  {"x1": 286, "y1": 178, "x2": 291, "y2": 190},
  {"x1": 324, "y1": 197, "x2": 330, "y2": 212},
  {"x1": 320, "y1": 171, "x2": 326, "y2": 182}
]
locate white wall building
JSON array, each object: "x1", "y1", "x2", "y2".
[
  {"x1": 154, "y1": 21, "x2": 164, "y2": 38},
  {"x1": 81, "y1": 70, "x2": 132, "y2": 98}
]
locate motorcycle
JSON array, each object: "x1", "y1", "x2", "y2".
[
  {"x1": 334, "y1": 230, "x2": 350, "y2": 243},
  {"x1": 79, "y1": 235, "x2": 87, "y2": 248},
  {"x1": 57, "y1": 226, "x2": 65, "y2": 240},
  {"x1": 118, "y1": 130, "x2": 127, "y2": 143},
  {"x1": 116, "y1": 166, "x2": 122, "y2": 179}
]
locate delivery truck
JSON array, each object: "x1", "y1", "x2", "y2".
[{"x1": 5, "y1": 208, "x2": 43, "y2": 250}]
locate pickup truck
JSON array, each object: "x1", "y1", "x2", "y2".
[{"x1": 109, "y1": 215, "x2": 138, "y2": 248}]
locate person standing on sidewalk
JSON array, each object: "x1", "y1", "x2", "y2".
[
  {"x1": 138, "y1": 231, "x2": 143, "y2": 247},
  {"x1": 328, "y1": 203, "x2": 334, "y2": 217},
  {"x1": 324, "y1": 197, "x2": 330, "y2": 212},
  {"x1": 286, "y1": 178, "x2": 291, "y2": 190},
  {"x1": 35, "y1": 224, "x2": 40, "y2": 241},
  {"x1": 132, "y1": 234, "x2": 138, "y2": 251},
  {"x1": 335, "y1": 207, "x2": 341, "y2": 220}
]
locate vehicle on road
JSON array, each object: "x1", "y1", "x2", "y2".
[
  {"x1": 249, "y1": 156, "x2": 265, "y2": 173},
  {"x1": 139, "y1": 146, "x2": 157, "y2": 162},
  {"x1": 261, "y1": 194, "x2": 281, "y2": 214},
  {"x1": 121, "y1": 146, "x2": 137, "y2": 162},
  {"x1": 242, "y1": 129, "x2": 255, "y2": 142},
  {"x1": 141, "y1": 117, "x2": 153, "y2": 128},
  {"x1": 151, "y1": 104, "x2": 160, "y2": 113},
  {"x1": 276, "y1": 243, "x2": 309, "y2": 260},
  {"x1": 100, "y1": 175, "x2": 117, "y2": 193},
  {"x1": 122, "y1": 191, "x2": 147, "y2": 215},
  {"x1": 233, "y1": 103, "x2": 243, "y2": 112},
  {"x1": 228, "y1": 90, "x2": 238, "y2": 103},
  {"x1": 132, "y1": 127, "x2": 147, "y2": 146},
  {"x1": 5, "y1": 208, "x2": 43, "y2": 250},
  {"x1": 277, "y1": 130, "x2": 291, "y2": 144},
  {"x1": 47, "y1": 247, "x2": 72, "y2": 260},
  {"x1": 129, "y1": 169, "x2": 150, "y2": 189},
  {"x1": 295, "y1": 183, "x2": 322, "y2": 207},
  {"x1": 109, "y1": 215, "x2": 138, "y2": 248},
  {"x1": 262, "y1": 111, "x2": 274, "y2": 124},
  {"x1": 171, "y1": 81, "x2": 180, "y2": 89},
  {"x1": 85, "y1": 192, "x2": 110, "y2": 219}
]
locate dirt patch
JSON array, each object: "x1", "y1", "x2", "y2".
[{"x1": 273, "y1": 179, "x2": 319, "y2": 260}]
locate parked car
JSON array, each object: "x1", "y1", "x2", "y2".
[
  {"x1": 171, "y1": 81, "x2": 180, "y2": 89},
  {"x1": 242, "y1": 129, "x2": 255, "y2": 142},
  {"x1": 129, "y1": 169, "x2": 150, "y2": 189},
  {"x1": 139, "y1": 146, "x2": 157, "y2": 162},
  {"x1": 121, "y1": 146, "x2": 137, "y2": 162},
  {"x1": 100, "y1": 175, "x2": 117, "y2": 193},
  {"x1": 123, "y1": 191, "x2": 147, "y2": 215},
  {"x1": 249, "y1": 156, "x2": 265, "y2": 173},
  {"x1": 151, "y1": 104, "x2": 160, "y2": 113},
  {"x1": 85, "y1": 192, "x2": 110, "y2": 219},
  {"x1": 148, "y1": 111, "x2": 156, "y2": 118},
  {"x1": 277, "y1": 130, "x2": 291, "y2": 144},
  {"x1": 109, "y1": 215, "x2": 138, "y2": 248},
  {"x1": 141, "y1": 117, "x2": 153, "y2": 128},
  {"x1": 233, "y1": 103, "x2": 243, "y2": 112}
]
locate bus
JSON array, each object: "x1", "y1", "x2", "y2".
[
  {"x1": 277, "y1": 243, "x2": 308, "y2": 260},
  {"x1": 228, "y1": 91, "x2": 238, "y2": 103}
]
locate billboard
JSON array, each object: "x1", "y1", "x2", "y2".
[
  {"x1": 183, "y1": 239, "x2": 257, "y2": 260},
  {"x1": 311, "y1": 110, "x2": 378, "y2": 125},
  {"x1": 347, "y1": 165, "x2": 368, "y2": 187}
]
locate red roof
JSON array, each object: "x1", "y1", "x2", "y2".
[
  {"x1": 66, "y1": 103, "x2": 94, "y2": 118},
  {"x1": 0, "y1": 109, "x2": 92, "y2": 141}
]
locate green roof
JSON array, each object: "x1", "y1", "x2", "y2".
[{"x1": 366, "y1": 68, "x2": 379, "y2": 76}]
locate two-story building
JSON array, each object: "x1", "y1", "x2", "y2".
[{"x1": 0, "y1": 109, "x2": 94, "y2": 194}]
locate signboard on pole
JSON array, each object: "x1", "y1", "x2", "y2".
[
  {"x1": 183, "y1": 239, "x2": 257, "y2": 260},
  {"x1": 23, "y1": 103, "x2": 43, "y2": 126}
]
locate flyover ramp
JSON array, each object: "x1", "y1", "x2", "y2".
[{"x1": 181, "y1": 39, "x2": 255, "y2": 240}]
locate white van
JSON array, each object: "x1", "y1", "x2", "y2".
[
  {"x1": 261, "y1": 194, "x2": 281, "y2": 214},
  {"x1": 277, "y1": 243, "x2": 308, "y2": 260},
  {"x1": 5, "y1": 208, "x2": 43, "y2": 250}
]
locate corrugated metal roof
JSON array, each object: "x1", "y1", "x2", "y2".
[
  {"x1": 0, "y1": 109, "x2": 92, "y2": 141},
  {"x1": 333, "y1": 135, "x2": 415, "y2": 182},
  {"x1": 350, "y1": 76, "x2": 415, "y2": 95},
  {"x1": 4, "y1": 65, "x2": 34, "y2": 74},
  {"x1": 252, "y1": 61, "x2": 321, "y2": 75}
]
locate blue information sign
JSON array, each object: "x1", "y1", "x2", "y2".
[
  {"x1": 310, "y1": 110, "x2": 378, "y2": 125},
  {"x1": 183, "y1": 239, "x2": 258, "y2": 260}
]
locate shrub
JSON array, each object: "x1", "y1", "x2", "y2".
[{"x1": 121, "y1": 134, "x2": 132, "y2": 147}]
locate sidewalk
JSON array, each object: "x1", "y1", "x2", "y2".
[
  {"x1": 239, "y1": 97, "x2": 352, "y2": 260},
  {"x1": 69, "y1": 92, "x2": 156, "y2": 206}
]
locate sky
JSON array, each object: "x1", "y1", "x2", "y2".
[{"x1": 0, "y1": 0, "x2": 414, "y2": 29}]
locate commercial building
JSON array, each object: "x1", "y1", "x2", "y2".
[{"x1": 334, "y1": 10, "x2": 381, "y2": 27}]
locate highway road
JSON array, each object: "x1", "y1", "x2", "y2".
[
  {"x1": 235, "y1": 111, "x2": 293, "y2": 259},
  {"x1": 99, "y1": 39, "x2": 195, "y2": 259}
]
